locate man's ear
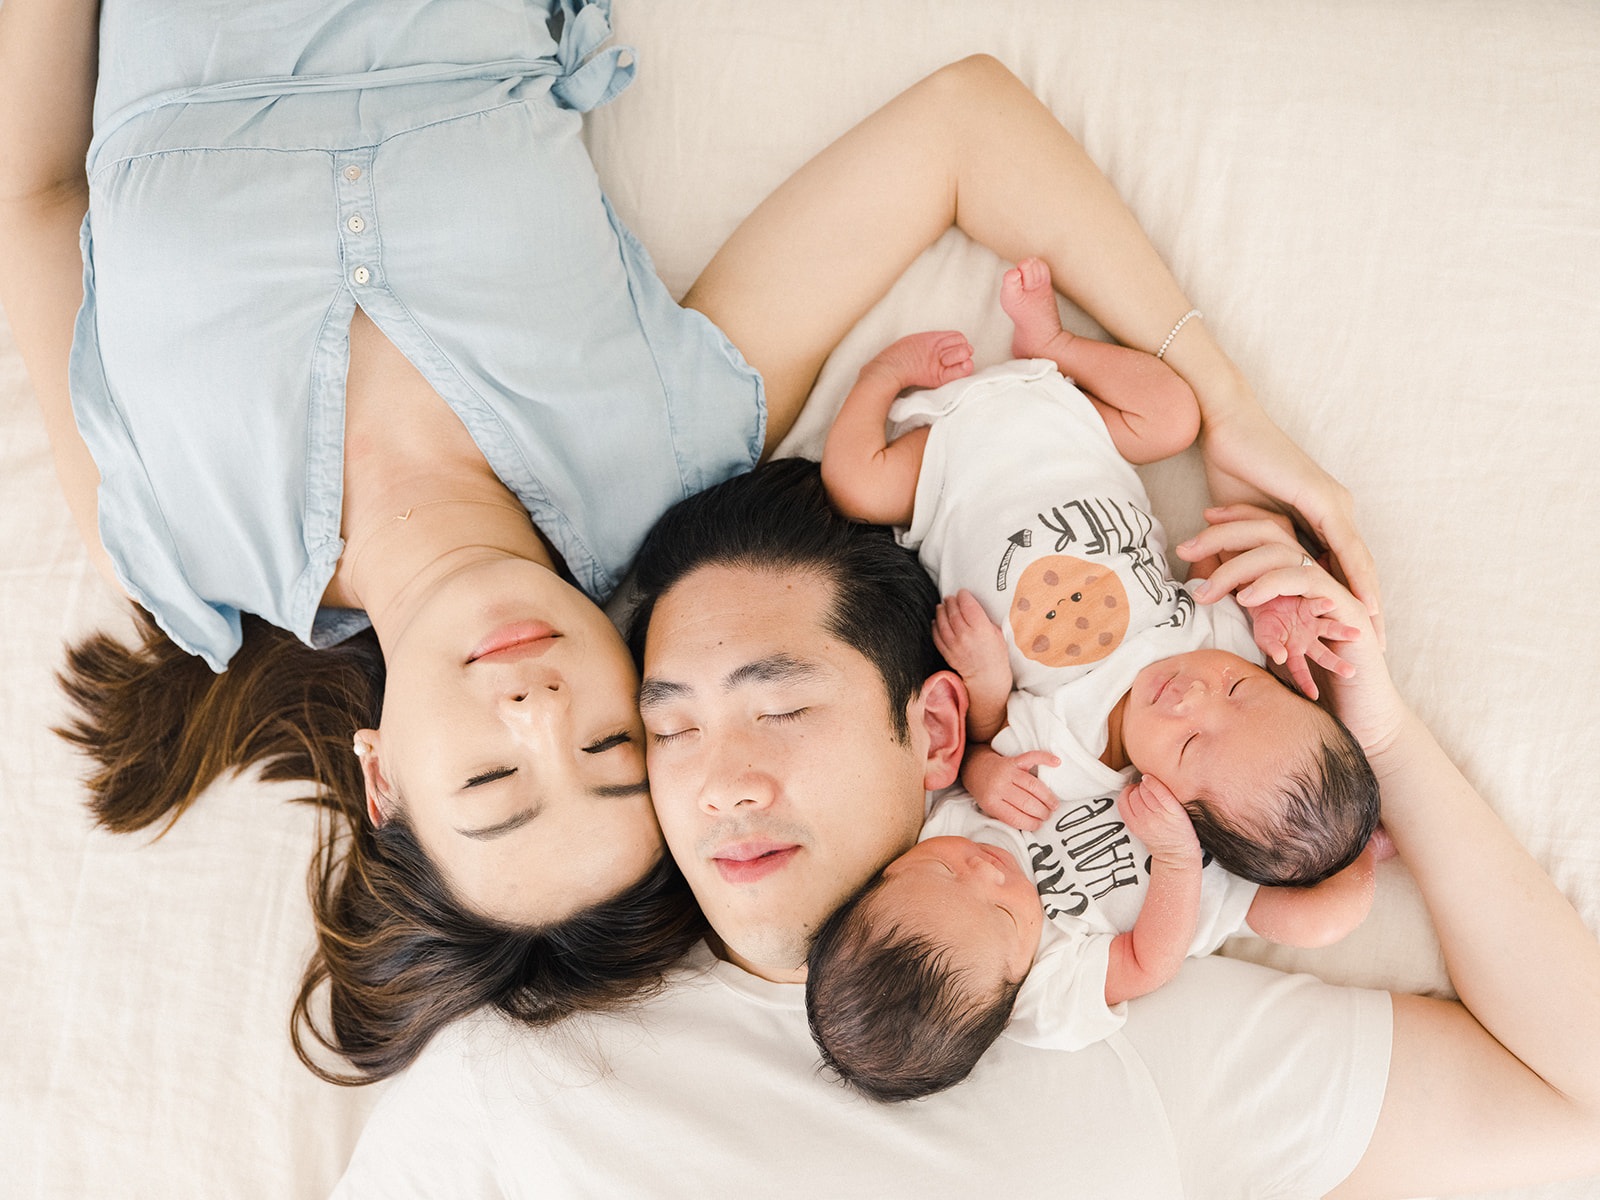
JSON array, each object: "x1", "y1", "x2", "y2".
[
  {"x1": 352, "y1": 729, "x2": 397, "y2": 828},
  {"x1": 915, "y1": 670, "x2": 968, "y2": 790}
]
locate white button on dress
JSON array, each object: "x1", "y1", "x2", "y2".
[{"x1": 352, "y1": 266, "x2": 370, "y2": 285}]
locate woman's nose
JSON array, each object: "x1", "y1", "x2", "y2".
[{"x1": 497, "y1": 675, "x2": 568, "y2": 720}]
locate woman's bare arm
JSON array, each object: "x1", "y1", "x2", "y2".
[
  {"x1": 0, "y1": 0, "x2": 117, "y2": 586},
  {"x1": 685, "y1": 54, "x2": 1379, "y2": 628}
]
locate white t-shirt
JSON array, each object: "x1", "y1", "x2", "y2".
[
  {"x1": 922, "y1": 790, "x2": 1258, "y2": 1050},
  {"x1": 331, "y1": 947, "x2": 1391, "y2": 1199}
]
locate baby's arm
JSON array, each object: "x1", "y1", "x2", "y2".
[
  {"x1": 820, "y1": 331, "x2": 974, "y2": 525},
  {"x1": 961, "y1": 744, "x2": 1060, "y2": 831},
  {"x1": 1244, "y1": 842, "x2": 1380, "y2": 947},
  {"x1": 1104, "y1": 776, "x2": 1203, "y2": 1005},
  {"x1": 931, "y1": 590, "x2": 1012, "y2": 741},
  {"x1": 1002, "y1": 258, "x2": 1200, "y2": 465}
]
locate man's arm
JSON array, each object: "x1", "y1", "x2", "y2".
[{"x1": 0, "y1": 0, "x2": 119, "y2": 587}]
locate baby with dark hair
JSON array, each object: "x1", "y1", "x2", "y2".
[{"x1": 813, "y1": 258, "x2": 1382, "y2": 1101}]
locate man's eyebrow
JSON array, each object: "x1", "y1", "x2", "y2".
[
  {"x1": 638, "y1": 653, "x2": 823, "y2": 712},
  {"x1": 722, "y1": 652, "x2": 823, "y2": 691},
  {"x1": 455, "y1": 807, "x2": 538, "y2": 841},
  {"x1": 637, "y1": 677, "x2": 688, "y2": 712}
]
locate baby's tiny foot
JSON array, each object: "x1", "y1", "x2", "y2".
[
  {"x1": 1001, "y1": 256, "x2": 1072, "y2": 361},
  {"x1": 865, "y1": 330, "x2": 974, "y2": 392}
]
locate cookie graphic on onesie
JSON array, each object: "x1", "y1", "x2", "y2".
[{"x1": 1009, "y1": 554, "x2": 1129, "y2": 668}]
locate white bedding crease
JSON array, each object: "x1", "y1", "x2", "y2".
[{"x1": 4, "y1": 2, "x2": 1598, "y2": 1197}]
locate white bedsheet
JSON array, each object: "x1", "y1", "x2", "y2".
[{"x1": 4, "y1": 2, "x2": 1597, "y2": 1196}]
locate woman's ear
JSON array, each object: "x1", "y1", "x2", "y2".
[
  {"x1": 352, "y1": 729, "x2": 396, "y2": 828},
  {"x1": 915, "y1": 670, "x2": 969, "y2": 790}
]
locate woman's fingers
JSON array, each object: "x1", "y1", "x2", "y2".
[
  {"x1": 1201, "y1": 503, "x2": 1297, "y2": 537},
  {"x1": 1313, "y1": 511, "x2": 1385, "y2": 649},
  {"x1": 1190, "y1": 542, "x2": 1307, "y2": 602},
  {"x1": 1177, "y1": 516, "x2": 1301, "y2": 571}
]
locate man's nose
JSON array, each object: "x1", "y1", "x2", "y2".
[{"x1": 699, "y1": 730, "x2": 778, "y2": 815}]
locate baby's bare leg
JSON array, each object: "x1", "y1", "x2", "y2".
[{"x1": 1002, "y1": 256, "x2": 1076, "y2": 363}]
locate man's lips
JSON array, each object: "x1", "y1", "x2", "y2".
[
  {"x1": 468, "y1": 621, "x2": 559, "y2": 664},
  {"x1": 712, "y1": 842, "x2": 800, "y2": 885}
]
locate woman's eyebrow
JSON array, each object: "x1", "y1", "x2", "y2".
[
  {"x1": 455, "y1": 807, "x2": 538, "y2": 841},
  {"x1": 590, "y1": 779, "x2": 651, "y2": 799}
]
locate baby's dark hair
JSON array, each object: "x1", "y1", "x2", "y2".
[
  {"x1": 1188, "y1": 705, "x2": 1380, "y2": 887},
  {"x1": 806, "y1": 873, "x2": 1023, "y2": 1103}
]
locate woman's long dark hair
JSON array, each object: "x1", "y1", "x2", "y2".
[{"x1": 55, "y1": 608, "x2": 706, "y2": 1083}]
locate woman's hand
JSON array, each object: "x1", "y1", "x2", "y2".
[
  {"x1": 1178, "y1": 505, "x2": 1360, "y2": 700},
  {"x1": 1195, "y1": 400, "x2": 1383, "y2": 645},
  {"x1": 1187, "y1": 518, "x2": 1403, "y2": 753}
]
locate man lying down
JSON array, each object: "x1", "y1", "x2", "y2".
[{"x1": 334, "y1": 458, "x2": 1600, "y2": 1199}]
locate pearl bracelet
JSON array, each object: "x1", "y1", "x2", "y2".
[{"x1": 1156, "y1": 309, "x2": 1202, "y2": 360}]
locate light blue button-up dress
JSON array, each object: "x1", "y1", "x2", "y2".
[{"x1": 70, "y1": 0, "x2": 765, "y2": 671}]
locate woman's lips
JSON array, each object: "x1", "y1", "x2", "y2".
[
  {"x1": 469, "y1": 621, "x2": 559, "y2": 663},
  {"x1": 712, "y1": 843, "x2": 800, "y2": 884}
]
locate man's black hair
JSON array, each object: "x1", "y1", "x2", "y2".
[{"x1": 627, "y1": 457, "x2": 944, "y2": 741}]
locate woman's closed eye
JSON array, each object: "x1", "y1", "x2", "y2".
[
  {"x1": 464, "y1": 766, "x2": 516, "y2": 789},
  {"x1": 583, "y1": 731, "x2": 634, "y2": 754}
]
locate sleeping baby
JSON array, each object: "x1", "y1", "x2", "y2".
[{"x1": 810, "y1": 259, "x2": 1382, "y2": 1100}]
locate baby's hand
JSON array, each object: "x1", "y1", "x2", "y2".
[
  {"x1": 1118, "y1": 775, "x2": 1201, "y2": 869},
  {"x1": 859, "y1": 330, "x2": 974, "y2": 394},
  {"x1": 1247, "y1": 592, "x2": 1362, "y2": 701},
  {"x1": 963, "y1": 745, "x2": 1060, "y2": 831},
  {"x1": 933, "y1": 590, "x2": 1012, "y2": 721}
]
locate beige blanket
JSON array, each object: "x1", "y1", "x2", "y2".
[{"x1": 5, "y1": 2, "x2": 1597, "y2": 1195}]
